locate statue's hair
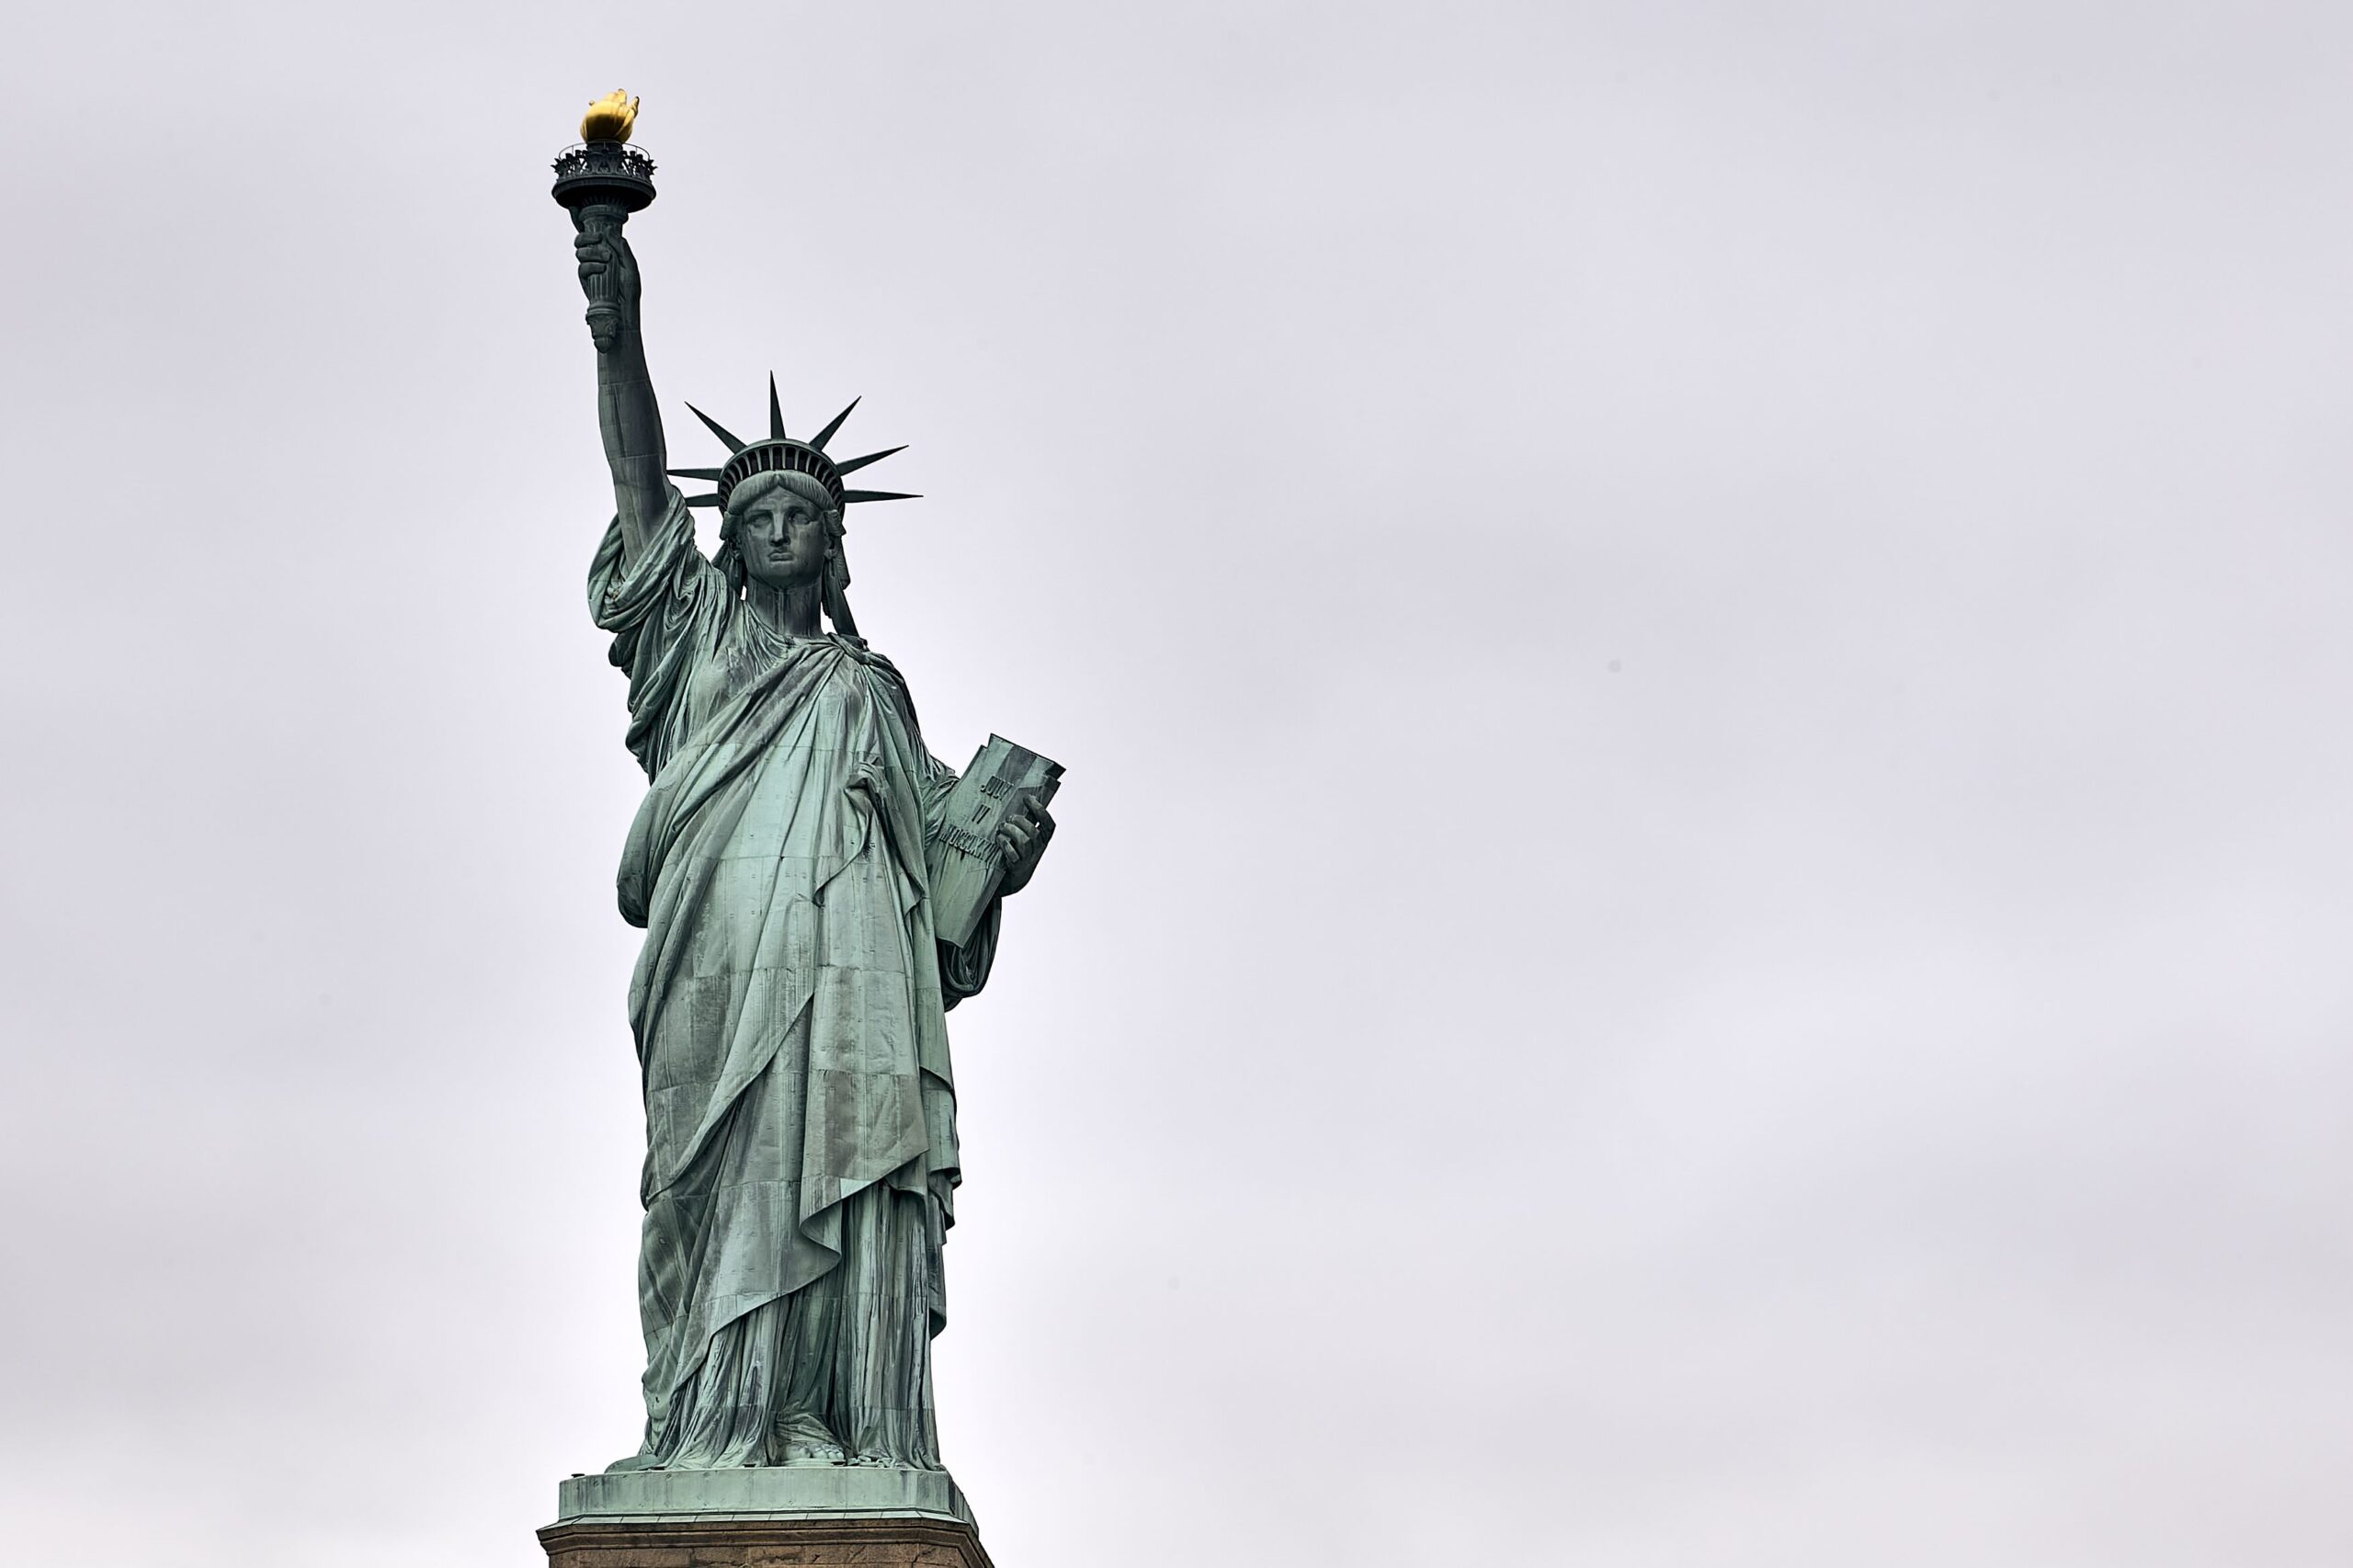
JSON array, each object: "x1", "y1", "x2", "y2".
[{"x1": 710, "y1": 470, "x2": 858, "y2": 634}]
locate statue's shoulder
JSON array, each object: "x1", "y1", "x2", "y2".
[
  {"x1": 836, "y1": 635, "x2": 906, "y2": 682},
  {"x1": 830, "y1": 637, "x2": 931, "y2": 738}
]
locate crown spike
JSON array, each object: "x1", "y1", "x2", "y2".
[
  {"x1": 831, "y1": 446, "x2": 905, "y2": 477},
  {"x1": 809, "y1": 397, "x2": 860, "y2": 452},
  {"x1": 683, "y1": 493, "x2": 724, "y2": 508},
  {"x1": 841, "y1": 489, "x2": 919, "y2": 505},
  {"x1": 767, "y1": 374, "x2": 787, "y2": 440},
  {"x1": 666, "y1": 467, "x2": 725, "y2": 482},
  {"x1": 684, "y1": 403, "x2": 746, "y2": 453}
]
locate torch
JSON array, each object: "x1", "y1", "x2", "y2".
[{"x1": 551, "y1": 91, "x2": 657, "y2": 352}]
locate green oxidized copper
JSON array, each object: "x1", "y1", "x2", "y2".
[{"x1": 551, "y1": 97, "x2": 1059, "y2": 1502}]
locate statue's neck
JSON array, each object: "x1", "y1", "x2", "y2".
[{"x1": 747, "y1": 577, "x2": 825, "y2": 638}]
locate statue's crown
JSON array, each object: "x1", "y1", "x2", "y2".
[{"x1": 669, "y1": 376, "x2": 917, "y2": 513}]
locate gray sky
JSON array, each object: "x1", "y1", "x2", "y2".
[{"x1": 3, "y1": 3, "x2": 2348, "y2": 1564}]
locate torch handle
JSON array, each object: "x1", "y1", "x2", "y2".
[{"x1": 577, "y1": 200, "x2": 631, "y2": 354}]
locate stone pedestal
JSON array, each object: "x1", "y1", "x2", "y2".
[
  {"x1": 537, "y1": 1468, "x2": 991, "y2": 1568},
  {"x1": 538, "y1": 1515, "x2": 990, "y2": 1568}
]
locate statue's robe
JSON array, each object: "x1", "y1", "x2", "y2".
[{"x1": 588, "y1": 491, "x2": 995, "y2": 1471}]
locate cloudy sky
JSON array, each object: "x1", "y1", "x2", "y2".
[{"x1": 4, "y1": 3, "x2": 2349, "y2": 1564}]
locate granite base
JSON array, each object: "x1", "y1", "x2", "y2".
[{"x1": 538, "y1": 1514, "x2": 992, "y2": 1568}]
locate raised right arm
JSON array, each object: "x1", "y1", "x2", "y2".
[{"x1": 574, "y1": 214, "x2": 668, "y2": 562}]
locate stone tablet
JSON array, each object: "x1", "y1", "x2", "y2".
[{"x1": 926, "y1": 735, "x2": 1065, "y2": 947}]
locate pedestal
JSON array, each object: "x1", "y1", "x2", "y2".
[{"x1": 537, "y1": 1467, "x2": 992, "y2": 1568}]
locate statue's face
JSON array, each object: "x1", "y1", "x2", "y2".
[{"x1": 734, "y1": 489, "x2": 833, "y2": 590}]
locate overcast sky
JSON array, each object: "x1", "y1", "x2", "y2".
[{"x1": 3, "y1": 4, "x2": 2349, "y2": 1565}]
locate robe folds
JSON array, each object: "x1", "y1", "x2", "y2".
[{"x1": 588, "y1": 491, "x2": 997, "y2": 1471}]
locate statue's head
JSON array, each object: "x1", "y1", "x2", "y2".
[
  {"x1": 720, "y1": 470, "x2": 842, "y2": 593},
  {"x1": 671, "y1": 378, "x2": 923, "y2": 634}
]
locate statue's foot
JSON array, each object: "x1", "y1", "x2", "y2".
[
  {"x1": 783, "y1": 1437, "x2": 847, "y2": 1465},
  {"x1": 842, "y1": 1449, "x2": 942, "y2": 1470},
  {"x1": 776, "y1": 1412, "x2": 846, "y2": 1466}
]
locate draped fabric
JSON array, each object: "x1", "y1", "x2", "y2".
[{"x1": 587, "y1": 491, "x2": 997, "y2": 1471}]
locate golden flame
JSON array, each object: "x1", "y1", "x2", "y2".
[{"x1": 581, "y1": 90, "x2": 640, "y2": 143}]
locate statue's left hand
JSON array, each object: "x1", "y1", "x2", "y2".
[{"x1": 995, "y1": 795, "x2": 1054, "y2": 897}]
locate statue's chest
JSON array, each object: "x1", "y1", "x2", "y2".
[{"x1": 683, "y1": 631, "x2": 879, "y2": 752}]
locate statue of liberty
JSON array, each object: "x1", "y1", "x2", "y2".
[{"x1": 561, "y1": 99, "x2": 1055, "y2": 1480}]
